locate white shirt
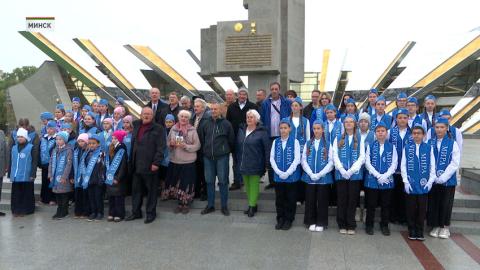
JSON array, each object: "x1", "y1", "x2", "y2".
[
  {"x1": 401, "y1": 144, "x2": 437, "y2": 185},
  {"x1": 269, "y1": 138, "x2": 301, "y2": 177},
  {"x1": 246, "y1": 128, "x2": 254, "y2": 137},
  {"x1": 365, "y1": 143, "x2": 398, "y2": 178},
  {"x1": 332, "y1": 135, "x2": 366, "y2": 178},
  {"x1": 239, "y1": 101, "x2": 246, "y2": 110},
  {"x1": 301, "y1": 140, "x2": 334, "y2": 180},
  {"x1": 432, "y1": 139, "x2": 461, "y2": 183}
]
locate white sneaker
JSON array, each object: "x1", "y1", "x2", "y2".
[
  {"x1": 438, "y1": 228, "x2": 450, "y2": 239},
  {"x1": 347, "y1": 230, "x2": 356, "y2": 235},
  {"x1": 430, "y1": 227, "x2": 440, "y2": 238},
  {"x1": 339, "y1": 229, "x2": 347, "y2": 234},
  {"x1": 315, "y1": 226, "x2": 324, "y2": 232},
  {"x1": 309, "y1": 224, "x2": 316, "y2": 232}
]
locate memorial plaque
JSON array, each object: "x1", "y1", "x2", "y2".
[{"x1": 224, "y1": 34, "x2": 272, "y2": 68}]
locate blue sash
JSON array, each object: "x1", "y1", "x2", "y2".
[
  {"x1": 105, "y1": 148, "x2": 125, "y2": 185},
  {"x1": 49, "y1": 147, "x2": 68, "y2": 188},
  {"x1": 80, "y1": 148, "x2": 102, "y2": 189},
  {"x1": 431, "y1": 137, "x2": 456, "y2": 186},
  {"x1": 324, "y1": 120, "x2": 342, "y2": 146},
  {"x1": 406, "y1": 142, "x2": 431, "y2": 194},
  {"x1": 273, "y1": 137, "x2": 299, "y2": 183},
  {"x1": 40, "y1": 136, "x2": 56, "y2": 165},
  {"x1": 365, "y1": 141, "x2": 394, "y2": 189},
  {"x1": 73, "y1": 148, "x2": 87, "y2": 188}
]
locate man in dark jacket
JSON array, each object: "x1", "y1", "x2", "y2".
[
  {"x1": 145, "y1": 87, "x2": 168, "y2": 124},
  {"x1": 198, "y1": 103, "x2": 235, "y2": 216},
  {"x1": 159, "y1": 91, "x2": 181, "y2": 125},
  {"x1": 126, "y1": 107, "x2": 166, "y2": 224},
  {"x1": 226, "y1": 88, "x2": 258, "y2": 190},
  {"x1": 303, "y1": 90, "x2": 321, "y2": 121},
  {"x1": 191, "y1": 98, "x2": 210, "y2": 201}
]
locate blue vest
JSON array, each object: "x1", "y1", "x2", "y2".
[
  {"x1": 405, "y1": 142, "x2": 432, "y2": 194},
  {"x1": 55, "y1": 118, "x2": 65, "y2": 132},
  {"x1": 73, "y1": 148, "x2": 87, "y2": 188},
  {"x1": 421, "y1": 112, "x2": 437, "y2": 130},
  {"x1": 99, "y1": 130, "x2": 112, "y2": 153},
  {"x1": 284, "y1": 116, "x2": 309, "y2": 153},
  {"x1": 370, "y1": 113, "x2": 392, "y2": 130},
  {"x1": 40, "y1": 135, "x2": 56, "y2": 165},
  {"x1": 123, "y1": 132, "x2": 132, "y2": 161},
  {"x1": 11, "y1": 144, "x2": 33, "y2": 182},
  {"x1": 301, "y1": 139, "x2": 333, "y2": 184},
  {"x1": 409, "y1": 114, "x2": 424, "y2": 129},
  {"x1": 431, "y1": 137, "x2": 457, "y2": 186},
  {"x1": 389, "y1": 126, "x2": 412, "y2": 172},
  {"x1": 310, "y1": 107, "x2": 326, "y2": 125},
  {"x1": 79, "y1": 126, "x2": 98, "y2": 137},
  {"x1": 335, "y1": 134, "x2": 362, "y2": 181},
  {"x1": 113, "y1": 120, "x2": 124, "y2": 131},
  {"x1": 324, "y1": 120, "x2": 342, "y2": 146},
  {"x1": 340, "y1": 112, "x2": 359, "y2": 122},
  {"x1": 365, "y1": 141, "x2": 394, "y2": 189},
  {"x1": 273, "y1": 137, "x2": 300, "y2": 183},
  {"x1": 49, "y1": 146, "x2": 70, "y2": 188}
]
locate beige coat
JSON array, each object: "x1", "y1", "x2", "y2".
[{"x1": 167, "y1": 125, "x2": 201, "y2": 164}]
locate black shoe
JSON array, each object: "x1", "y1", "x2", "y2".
[
  {"x1": 247, "y1": 207, "x2": 255, "y2": 218},
  {"x1": 200, "y1": 194, "x2": 207, "y2": 201},
  {"x1": 125, "y1": 214, "x2": 142, "y2": 221},
  {"x1": 252, "y1": 206, "x2": 258, "y2": 213},
  {"x1": 52, "y1": 214, "x2": 59, "y2": 220},
  {"x1": 87, "y1": 213, "x2": 96, "y2": 222},
  {"x1": 244, "y1": 206, "x2": 258, "y2": 215},
  {"x1": 408, "y1": 229, "x2": 416, "y2": 240},
  {"x1": 0, "y1": 211, "x2": 6, "y2": 217},
  {"x1": 95, "y1": 214, "x2": 104, "y2": 221},
  {"x1": 365, "y1": 226, "x2": 374, "y2": 235},
  {"x1": 221, "y1": 207, "x2": 230, "y2": 216},
  {"x1": 144, "y1": 216, "x2": 155, "y2": 224},
  {"x1": 416, "y1": 230, "x2": 425, "y2": 241},
  {"x1": 243, "y1": 207, "x2": 251, "y2": 215},
  {"x1": 265, "y1": 183, "x2": 275, "y2": 190},
  {"x1": 201, "y1": 206, "x2": 215, "y2": 215},
  {"x1": 275, "y1": 219, "x2": 285, "y2": 230},
  {"x1": 229, "y1": 183, "x2": 242, "y2": 191},
  {"x1": 381, "y1": 226, "x2": 391, "y2": 236},
  {"x1": 282, "y1": 221, "x2": 292, "y2": 230}
]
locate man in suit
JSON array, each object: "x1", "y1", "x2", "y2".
[{"x1": 145, "y1": 87, "x2": 168, "y2": 124}]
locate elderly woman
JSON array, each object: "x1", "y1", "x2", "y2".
[
  {"x1": 163, "y1": 110, "x2": 201, "y2": 214},
  {"x1": 235, "y1": 109, "x2": 270, "y2": 217}
]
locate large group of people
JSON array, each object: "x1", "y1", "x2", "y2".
[{"x1": 0, "y1": 85, "x2": 463, "y2": 241}]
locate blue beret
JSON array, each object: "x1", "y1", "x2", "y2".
[
  {"x1": 436, "y1": 117, "x2": 449, "y2": 125},
  {"x1": 165, "y1": 114, "x2": 175, "y2": 121},
  {"x1": 439, "y1": 108, "x2": 451, "y2": 117},
  {"x1": 369, "y1": 88, "x2": 379, "y2": 95},
  {"x1": 89, "y1": 133, "x2": 102, "y2": 142},
  {"x1": 312, "y1": 119, "x2": 324, "y2": 126},
  {"x1": 116, "y1": 97, "x2": 125, "y2": 105},
  {"x1": 325, "y1": 104, "x2": 336, "y2": 112},
  {"x1": 92, "y1": 99, "x2": 98, "y2": 104},
  {"x1": 407, "y1": 97, "x2": 418, "y2": 105},
  {"x1": 46, "y1": 120, "x2": 56, "y2": 129},
  {"x1": 396, "y1": 108, "x2": 409, "y2": 117},
  {"x1": 279, "y1": 119, "x2": 291, "y2": 126},
  {"x1": 346, "y1": 98, "x2": 356, "y2": 105},
  {"x1": 412, "y1": 123, "x2": 426, "y2": 133},
  {"x1": 87, "y1": 111, "x2": 96, "y2": 118},
  {"x1": 425, "y1": 95, "x2": 436, "y2": 101},
  {"x1": 56, "y1": 104, "x2": 65, "y2": 110},
  {"x1": 292, "y1": 97, "x2": 303, "y2": 106},
  {"x1": 40, "y1": 112, "x2": 54, "y2": 121},
  {"x1": 61, "y1": 123, "x2": 72, "y2": 129},
  {"x1": 397, "y1": 92, "x2": 408, "y2": 99},
  {"x1": 375, "y1": 96, "x2": 386, "y2": 103},
  {"x1": 99, "y1": 99, "x2": 108, "y2": 106},
  {"x1": 82, "y1": 105, "x2": 92, "y2": 111},
  {"x1": 66, "y1": 110, "x2": 73, "y2": 114},
  {"x1": 56, "y1": 131, "x2": 69, "y2": 142},
  {"x1": 375, "y1": 121, "x2": 388, "y2": 130},
  {"x1": 72, "y1": 97, "x2": 81, "y2": 103},
  {"x1": 344, "y1": 114, "x2": 357, "y2": 121}
]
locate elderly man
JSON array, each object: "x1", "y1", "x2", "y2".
[
  {"x1": 226, "y1": 88, "x2": 258, "y2": 190},
  {"x1": 180, "y1": 96, "x2": 193, "y2": 112},
  {"x1": 159, "y1": 91, "x2": 181, "y2": 124},
  {"x1": 223, "y1": 89, "x2": 237, "y2": 117},
  {"x1": 191, "y1": 98, "x2": 210, "y2": 200},
  {"x1": 260, "y1": 82, "x2": 292, "y2": 190},
  {"x1": 198, "y1": 103, "x2": 235, "y2": 216},
  {"x1": 146, "y1": 87, "x2": 168, "y2": 123},
  {"x1": 256, "y1": 89, "x2": 267, "y2": 108},
  {"x1": 126, "y1": 107, "x2": 166, "y2": 224},
  {"x1": 0, "y1": 130, "x2": 6, "y2": 216}
]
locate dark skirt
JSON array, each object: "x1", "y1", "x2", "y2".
[
  {"x1": 162, "y1": 162, "x2": 196, "y2": 205},
  {"x1": 11, "y1": 182, "x2": 35, "y2": 215}
]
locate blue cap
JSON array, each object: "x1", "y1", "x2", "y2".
[
  {"x1": 61, "y1": 123, "x2": 72, "y2": 130},
  {"x1": 87, "y1": 111, "x2": 96, "y2": 118},
  {"x1": 89, "y1": 133, "x2": 102, "y2": 142},
  {"x1": 346, "y1": 98, "x2": 356, "y2": 105},
  {"x1": 165, "y1": 114, "x2": 175, "y2": 122},
  {"x1": 375, "y1": 121, "x2": 388, "y2": 130},
  {"x1": 369, "y1": 88, "x2": 379, "y2": 95},
  {"x1": 279, "y1": 119, "x2": 291, "y2": 126},
  {"x1": 375, "y1": 96, "x2": 386, "y2": 103},
  {"x1": 66, "y1": 109, "x2": 73, "y2": 114},
  {"x1": 396, "y1": 108, "x2": 409, "y2": 117},
  {"x1": 116, "y1": 97, "x2": 125, "y2": 105},
  {"x1": 397, "y1": 92, "x2": 408, "y2": 99},
  {"x1": 92, "y1": 99, "x2": 98, "y2": 104},
  {"x1": 439, "y1": 108, "x2": 451, "y2": 117},
  {"x1": 99, "y1": 99, "x2": 108, "y2": 106},
  {"x1": 82, "y1": 105, "x2": 92, "y2": 111},
  {"x1": 344, "y1": 114, "x2": 357, "y2": 121},
  {"x1": 56, "y1": 131, "x2": 69, "y2": 142},
  {"x1": 436, "y1": 117, "x2": 449, "y2": 125},
  {"x1": 325, "y1": 104, "x2": 336, "y2": 112},
  {"x1": 56, "y1": 104, "x2": 65, "y2": 110},
  {"x1": 292, "y1": 97, "x2": 303, "y2": 106},
  {"x1": 40, "y1": 112, "x2": 54, "y2": 121},
  {"x1": 412, "y1": 123, "x2": 426, "y2": 133},
  {"x1": 72, "y1": 97, "x2": 80, "y2": 103},
  {"x1": 425, "y1": 95, "x2": 436, "y2": 101},
  {"x1": 46, "y1": 120, "x2": 56, "y2": 129},
  {"x1": 407, "y1": 97, "x2": 418, "y2": 105},
  {"x1": 312, "y1": 119, "x2": 324, "y2": 126}
]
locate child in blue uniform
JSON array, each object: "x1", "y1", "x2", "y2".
[
  {"x1": 301, "y1": 120, "x2": 334, "y2": 232},
  {"x1": 82, "y1": 134, "x2": 106, "y2": 221},
  {"x1": 106, "y1": 130, "x2": 128, "y2": 222},
  {"x1": 333, "y1": 114, "x2": 366, "y2": 235},
  {"x1": 427, "y1": 118, "x2": 461, "y2": 239},
  {"x1": 73, "y1": 133, "x2": 90, "y2": 219},
  {"x1": 39, "y1": 120, "x2": 57, "y2": 205},
  {"x1": 364, "y1": 122, "x2": 398, "y2": 235},
  {"x1": 371, "y1": 96, "x2": 392, "y2": 130},
  {"x1": 363, "y1": 88, "x2": 378, "y2": 116},
  {"x1": 270, "y1": 119, "x2": 301, "y2": 231},
  {"x1": 401, "y1": 124, "x2": 436, "y2": 241},
  {"x1": 421, "y1": 95, "x2": 437, "y2": 130},
  {"x1": 324, "y1": 104, "x2": 343, "y2": 146},
  {"x1": 340, "y1": 98, "x2": 359, "y2": 122},
  {"x1": 406, "y1": 97, "x2": 427, "y2": 132},
  {"x1": 390, "y1": 92, "x2": 408, "y2": 128}
]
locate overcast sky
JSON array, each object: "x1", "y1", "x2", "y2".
[{"x1": 1, "y1": 0, "x2": 479, "y2": 91}]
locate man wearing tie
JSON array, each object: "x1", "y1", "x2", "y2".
[{"x1": 146, "y1": 87, "x2": 167, "y2": 124}]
